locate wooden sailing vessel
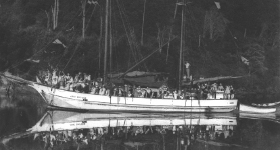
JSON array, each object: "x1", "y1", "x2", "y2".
[{"x1": 0, "y1": 1, "x2": 238, "y2": 112}]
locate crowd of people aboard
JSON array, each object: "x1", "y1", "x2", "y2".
[
  {"x1": 36, "y1": 125, "x2": 235, "y2": 149},
  {"x1": 38, "y1": 68, "x2": 235, "y2": 100}
]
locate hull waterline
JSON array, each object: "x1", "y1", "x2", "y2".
[{"x1": 31, "y1": 83, "x2": 238, "y2": 112}]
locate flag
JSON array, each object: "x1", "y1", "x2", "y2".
[
  {"x1": 36, "y1": 76, "x2": 42, "y2": 84},
  {"x1": 53, "y1": 39, "x2": 67, "y2": 48},
  {"x1": 241, "y1": 56, "x2": 249, "y2": 65},
  {"x1": 25, "y1": 58, "x2": 40, "y2": 63},
  {"x1": 214, "y1": 2, "x2": 221, "y2": 9},
  {"x1": 88, "y1": 0, "x2": 99, "y2": 5}
]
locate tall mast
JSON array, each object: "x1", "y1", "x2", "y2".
[
  {"x1": 109, "y1": 0, "x2": 112, "y2": 78},
  {"x1": 104, "y1": 0, "x2": 109, "y2": 83},
  {"x1": 98, "y1": 8, "x2": 103, "y2": 76},
  {"x1": 178, "y1": 0, "x2": 185, "y2": 92}
]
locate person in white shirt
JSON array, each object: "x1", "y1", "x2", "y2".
[{"x1": 185, "y1": 61, "x2": 190, "y2": 78}]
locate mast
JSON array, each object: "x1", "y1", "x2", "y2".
[
  {"x1": 178, "y1": 0, "x2": 185, "y2": 92},
  {"x1": 104, "y1": 0, "x2": 109, "y2": 83},
  {"x1": 98, "y1": 8, "x2": 103, "y2": 76},
  {"x1": 109, "y1": 0, "x2": 112, "y2": 78}
]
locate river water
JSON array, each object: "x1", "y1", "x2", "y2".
[{"x1": 1, "y1": 84, "x2": 280, "y2": 150}]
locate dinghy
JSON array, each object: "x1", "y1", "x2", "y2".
[{"x1": 239, "y1": 103, "x2": 276, "y2": 113}]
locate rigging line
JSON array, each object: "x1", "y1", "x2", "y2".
[
  {"x1": 119, "y1": 36, "x2": 177, "y2": 78},
  {"x1": 187, "y1": 7, "x2": 203, "y2": 48},
  {"x1": 55, "y1": 32, "x2": 78, "y2": 68},
  {"x1": 85, "y1": 3, "x2": 98, "y2": 31},
  {"x1": 5, "y1": 7, "x2": 83, "y2": 72},
  {"x1": 118, "y1": 1, "x2": 138, "y2": 63},
  {"x1": 116, "y1": 0, "x2": 138, "y2": 64},
  {"x1": 166, "y1": 0, "x2": 179, "y2": 63},
  {"x1": 192, "y1": 9, "x2": 213, "y2": 63},
  {"x1": 118, "y1": 0, "x2": 143, "y2": 66},
  {"x1": 62, "y1": 39, "x2": 83, "y2": 71}
]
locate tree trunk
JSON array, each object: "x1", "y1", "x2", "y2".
[
  {"x1": 82, "y1": 0, "x2": 86, "y2": 39},
  {"x1": 45, "y1": 10, "x2": 50, "y2": 31}
]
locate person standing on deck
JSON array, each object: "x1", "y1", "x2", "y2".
[
  {"x1": 124, "y1": 84, "x2": 128, "y2": 97},
  {"x1": 218, "y1": 83, "x2": 224, "y2": 91},
  {"x1": 45, "y1": 70, "x2": 52, "y2": 85},
  {"x1": 185, "y1": 61, "x2": 190, "y2": 78},
  {"x1": 230, "y1": 85, "x2": 234, "y2": 99},
  {"x1": 225, "y1": 86, "x2": 230, "y2": 99}
]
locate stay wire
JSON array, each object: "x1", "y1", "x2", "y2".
[
  {"x1": 55, "y1": 32, "x2": 78, "y2": 69},
  {"x1": 166, "y1": 0, "x2": 179, "y2": 63},
  {"x1": 5, "y1": 7, "x2": 82, "y2": 71},
  {"x1": 59, "y1": 4, "x2": 98, "y2": 70},
  {"x1": 62, "y1": 39, "x2": 83, "y2": 71},
  {"x1": 85, "y1": 4, "x2": 98, "y2": 32}
]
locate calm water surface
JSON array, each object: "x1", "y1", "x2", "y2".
[{"x1": 1, "y1": 84, "x2": 280, "y2": 150}]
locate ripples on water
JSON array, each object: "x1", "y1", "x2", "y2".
[{"x1": 1, "y1": 84, "x2": 280, "y2": 150}]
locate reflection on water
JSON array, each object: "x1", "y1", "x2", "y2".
[
  {"x1": 2, "y1": 110, "x2": 280, "y2": 150},
  {"x1": 0, "y1": 84, "x2": 47, "y2": 137},
  {"x1": 1, "y1": 84, "x2": 280, "y2": 150}
]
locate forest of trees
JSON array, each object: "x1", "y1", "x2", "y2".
[{"x1": 0, "y1": 0, "x2": 279, "y2": 103}]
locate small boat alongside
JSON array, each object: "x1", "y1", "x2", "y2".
[
  {"x1": 251, "y1": 101, "x2": 280, "y2": 107},
  {"x1": 239, "y1": 103, "x2": 276, "y2": 113}
]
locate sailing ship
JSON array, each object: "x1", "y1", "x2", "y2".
[
  {"x1": 2, "y1": 72, "x2": 238, "y2": 112},
  {"x1": 0, "y1": 0, "x2": 238, "y2": 112}
]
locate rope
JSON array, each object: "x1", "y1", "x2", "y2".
[
  {"x1": 116, "y1": 0, "x2": 147, "y2": 70},
  {"x1": 85, "y1": 4, "x2": 98, "y2": 32},
  {"x1": 56, "y1": 4, "x2": 98, "y2": 69},
  {"x1": 166, "y1": 0, "x2": 179, "y2": 63},
  {"x1": 55, "y1": 32, "x2": 77, "y2": 68},
  {"x1": 62, "y1": 37, "x2": 85, "y2": 71},
  {"x1": 5, "y1": 7, "x2": 82, "y2": 72}
]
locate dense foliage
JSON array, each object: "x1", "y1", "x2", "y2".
[{"x1": 0, "y1": 0, "x2": 279, "y2": 102}]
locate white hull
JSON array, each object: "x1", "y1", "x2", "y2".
[
  {"x1": 31, "y1": 83, "x2": 238, "y2": 112},
  {"x1": 239, "y1": 104, "x2": 276, "y2": 113}
]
